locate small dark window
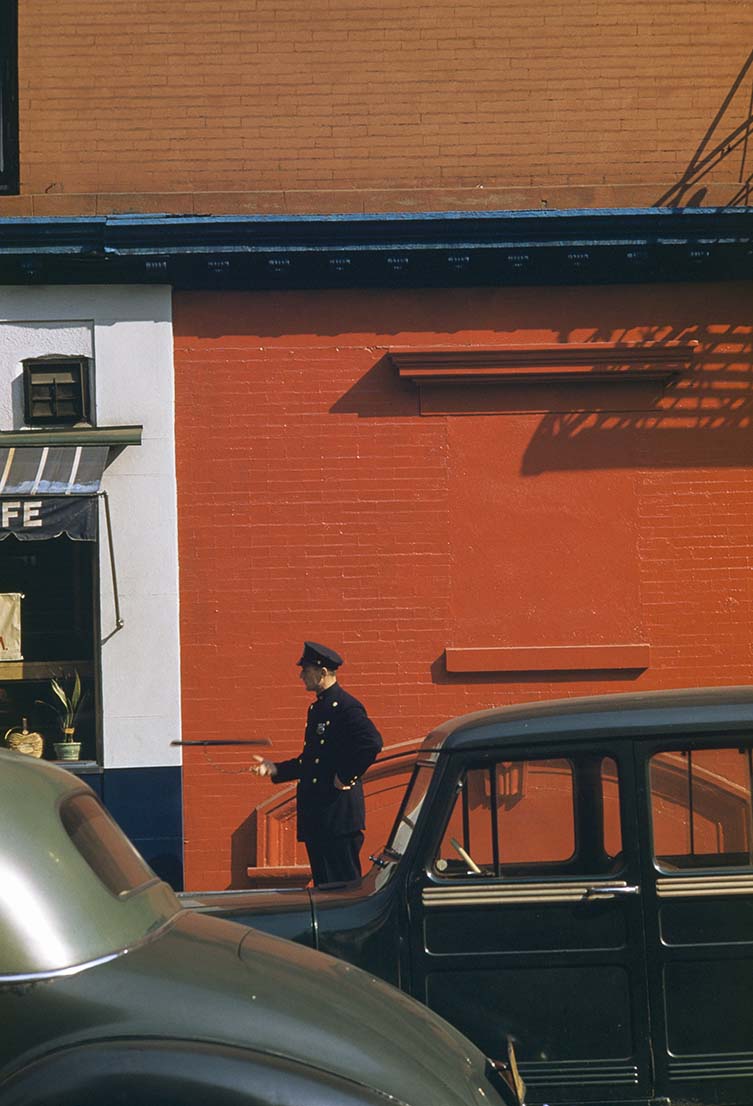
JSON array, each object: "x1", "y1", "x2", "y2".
[
  {"x1": 23, "y1": 359, "x2": 91, "y2": 426},
  {"x1": 0, "y1": 2, "x2": 18, "y2": 195}
]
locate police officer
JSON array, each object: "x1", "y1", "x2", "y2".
[{"x1": 251, "y1": 642, "x2": 383, "y2": 886}]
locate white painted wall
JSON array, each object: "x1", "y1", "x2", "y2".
[{"x1": 0, "y1": 286, "x2": 181, "y2": 769}]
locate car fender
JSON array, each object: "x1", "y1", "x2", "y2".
[
  {"x1": 0, "y1": 1038, "x2": 413, "y2": 1106},
  {"x1": 179, "y1": 888, "x2": 317, "y2": 947}
]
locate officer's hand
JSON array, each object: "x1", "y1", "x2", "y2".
[
  {"x1": 251, "y1": 755, "x2": 276, "y2": 778},
  {"x1": 334, "y1": 773, "x2": 353, "y2": 790}
]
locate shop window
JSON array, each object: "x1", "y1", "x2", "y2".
[
  {"x1": 0, "y1": 535, "x2": 97, "y2": 761},
  {"x1": 0, "y1": 1, "x2": 18, "y2": 195},
  {"x1": 23, "y1": 358, "x2": 91, "y2": 426},
  {"x1": 650, "y1": 747, "x2": 753, "y2": 871},
  {"x1": 434, "y1": 755, "x2": 622, "y2": 879}
]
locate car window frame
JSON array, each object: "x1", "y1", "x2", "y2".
[
  {"x1": 59, "y1": 791, "x2": 161, "y2": 900},
  {"x1": 427, "y1": 749, "x2": 625, "y2": 883},
  {"x1": 647, "y1": 738, "x2": 753, "y2": 876},
  {"x1": 386, "y1": 755, "x2": 438, "y2": 858}
]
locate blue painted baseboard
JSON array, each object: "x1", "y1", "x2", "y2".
[{"x1": 98, "y1": 765, "x2": 184, "y2": 890}]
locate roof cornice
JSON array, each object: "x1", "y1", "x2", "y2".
[{"x1": 0, "y1": 208, "x2": 750, "y2": 289}]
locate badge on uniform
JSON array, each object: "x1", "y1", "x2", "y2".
[{"x1": 316, "y1": 723, "x2": 326, "y2": 735}]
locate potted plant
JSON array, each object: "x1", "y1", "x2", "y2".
[{"x1": 37, "y1": 671, "x2": 86, "y2": 761}]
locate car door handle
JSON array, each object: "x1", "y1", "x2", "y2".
[{"x1": 585, "y1": 884, "x2": 640, "y2": 898}]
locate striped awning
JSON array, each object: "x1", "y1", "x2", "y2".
[
  {"x1": 0, "y1": 445, "x2": 109, "y2": 541},
  {"x1": 0, "y1": 445, "x2": 109, "y2": 496}
]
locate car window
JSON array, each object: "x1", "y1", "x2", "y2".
[
  {"x1": 388, "y1": 760, "x2": 436, "y2": 856},
  {"x1": 650, "y1": 745, "x2": 753, "y2": 871},
  {"x1": 433, "y1": 755, "x2": 622, "y2": 879},
  {"x1": 60, "y1": 793, "x2": 157, "y2": 895}
]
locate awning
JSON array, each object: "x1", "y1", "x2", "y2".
[
  {"x1": 0, "y1": 496, "x2": 97, "y2": 541},
  {"x1": 0, "y1": 445, "x2": 108, "y2": 541},
  {"x1": 0, "y1": 445, "x2": 109, "y2": 496}
]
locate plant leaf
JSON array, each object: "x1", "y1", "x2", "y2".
[
  {"x1": 71, "y1": 671, "x2": 81, "y2": 712},
  {"x1": 50, "y1": 680, "x2": 68, "y2": 710},
  {"x1": 49, "y1": 679, "x2": 72, "y2": 727}
]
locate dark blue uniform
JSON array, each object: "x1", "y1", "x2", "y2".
[{"x1": 273, "y1": 681, "x2": 382, "y2": 884}]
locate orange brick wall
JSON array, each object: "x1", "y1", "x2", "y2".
[
  {"x1": 174, "y1": 282, "x2": 753, "y2": 890},
  {"x1": 3, "y1": 1, "x2": 753, "y2": 215}
]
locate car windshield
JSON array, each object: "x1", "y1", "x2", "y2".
[{"x1": 386, "y1": 758, "x2": 437, "y2": 856}]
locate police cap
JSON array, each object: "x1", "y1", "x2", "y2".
[{"x1": 297, "y1": 641, "x2": 344, "y2": 669}]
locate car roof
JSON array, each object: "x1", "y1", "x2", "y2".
[
  {"x1": 0, "y1": 751, "x2": 179, "y2": 980},
  {"x1": 422, "y1": 685, "x2": 753, "y2": 752}
]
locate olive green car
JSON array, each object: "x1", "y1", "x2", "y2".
[{"x1": 0, "y1": 749, "x2": 519, "y2": 1106}]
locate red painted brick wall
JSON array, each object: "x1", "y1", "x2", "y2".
[
  {"x1": 3, "y1": 0, "x2": 753, "y2": 215},
  {"x1": 174, "y1": 282, "x2": 753, "y2": 890}
]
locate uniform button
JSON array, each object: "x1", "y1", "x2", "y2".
[
  {"x1": 333, "y1": 701, "x2": 338, "y2": 707},
  {"x1": 320, "y1": 739, "x2": 325, "y2": 745},
  {"x1": 325, "y1": 720, "x2": 330, "y2": 726},
  {"x1": 314, "y1": 758, "x2": 320, "y2": 764},
  {"x1": 312, "y1": 777, "x2": 318, "y2": 783}
]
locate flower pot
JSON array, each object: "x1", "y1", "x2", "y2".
[
  {"x1": 54, "y1": 741, "x2": 81, "y2": 761},
  {"x1": 54, "y1": 729, "x2": 81, "y2": 761}
]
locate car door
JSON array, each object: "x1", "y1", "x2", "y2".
[
  {"x1": 407, "y1": 743, "x2": 653, "y2": 1106},
  {"x1": 636, "y1": 736, "x2": 753, "y2": 1106}
]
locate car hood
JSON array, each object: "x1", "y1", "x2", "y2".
[
  {"x1": 1, "y1": 912, "x2": 500, "y2": 1106},
  {"x1": 180, "y1": 886, "x2": 317, "y2": 946},
  {"x1": 181, "y1": 873, "x2": 381, "y2": 946},
  {"x1": 235, "y1": 916, "x2": 498, "y2": 1106}
]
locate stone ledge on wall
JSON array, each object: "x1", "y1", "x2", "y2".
[
  {"x1": 0, "y1": 181, "x2": 744, "y2": 220},
  {"x1": 445, "y1": 645, "x2": 651, "y2": 674}
]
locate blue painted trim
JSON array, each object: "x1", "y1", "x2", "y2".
[
  {"x1": 100, "y1": 766, "x2": 183, "y2": 891},
  {"x1": 0, "y1": 207, "x2": 751, "y2": 289}
]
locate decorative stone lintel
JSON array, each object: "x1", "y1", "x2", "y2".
[
  {"x1": 390, "y1": 343, "x2": 697, "y2": 385},
  {"x1": 445, "y1": 644, "x2": 650, "y2": 673}
]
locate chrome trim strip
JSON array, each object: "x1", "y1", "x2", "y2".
[
  {"x1": 423, "y1": 880, "x2": 629, "y2": 907},
  {"x1": 519, "y1": 1060, "x2": 639, "y2": 1086},
  {"x1": 0, "y1": 948, "x2": 124, "y2": 984},
  {"x1": 669, "y1": 1055, "x2": 753, "y2": 1078},
  {"x1": 657, "y1": 874, "x2": 753, "y2": 898},
  {"x1": 0, "y1": 913, "x2": 178, "y2": 984}
]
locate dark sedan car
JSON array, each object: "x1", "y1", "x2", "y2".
[
  {"x1": 190, "y1": 685, "x2": 753, "y2": 1106},
  {"x1": 0, "y1": 748, "x2": 521, "y2": 1106}
]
